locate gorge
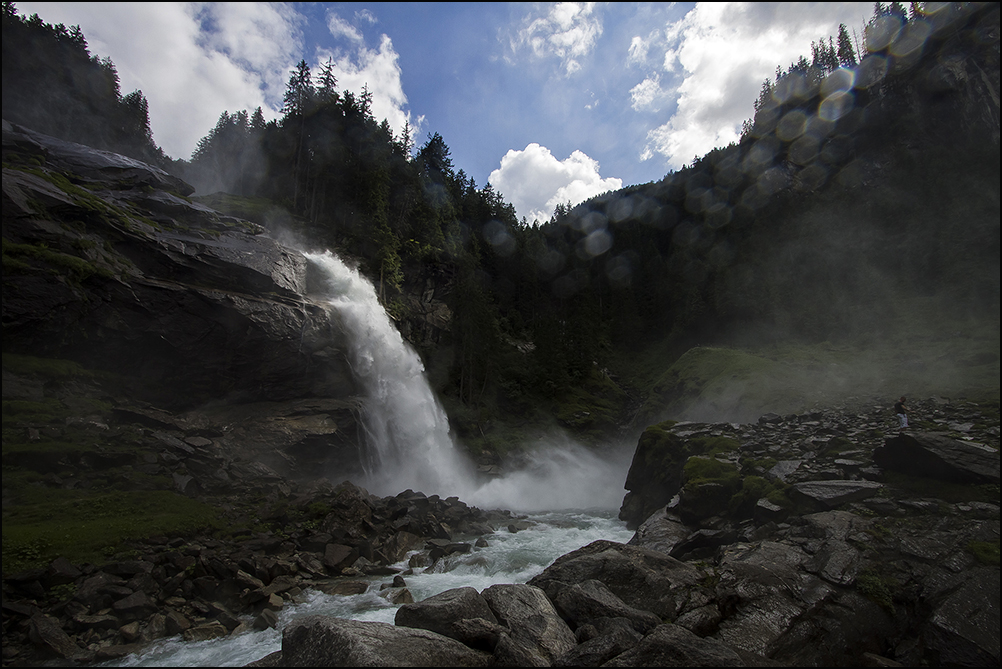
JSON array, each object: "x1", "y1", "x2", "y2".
[{"x1": 3, "y1": 2, "x2": 1000, "y2": 667}]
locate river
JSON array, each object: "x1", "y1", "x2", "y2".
[{"x1": 107, "y1": 508, "x2": 633, "y2": 666}]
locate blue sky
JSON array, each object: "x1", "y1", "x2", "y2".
[{"x1": 18, "y1": 2, "x2": 873, "y2": 223}]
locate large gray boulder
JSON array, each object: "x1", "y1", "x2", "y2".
[
  {"x1": 602, "y1": 623, "x2": 747, "y2": 667},
  {"x1": 875, "y1": 432, "x2": 1001, "y2": 484},
  {"x1": 923, "y1": 567, "x2": 1000, "y2": 666},
  {"x1": 627, "y1": 508, "x2": 690, "y2": 554},
  {"x1": 550, "y1": 579, "x2": 662, "y2": 634},
  {"x1": 528, "y1": 540, "x2": 709, "y2": 621},
  {"x1": 394, "y1": 587, "x2": 498, "y2": 642},
  {"x1": 481, "y1": 584, "x2": 576, "y2": 665},
  {"x1": 788, "y1": 480, "x2": 883, "y2": 510},
  {"x1": 281, "y1": 616, "x2": 490, "y2": 667}
]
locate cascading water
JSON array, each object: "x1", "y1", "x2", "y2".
[
  {"x1": 304, "y1": 250, "x2": 633, "y2": 511},
  {"x1": 305, "y1": 251, "x2": 474, "y2": 498}
]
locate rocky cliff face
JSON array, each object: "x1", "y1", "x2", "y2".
[
  {"x1": 2, "y1": 120, "x2": 368, "y2": 482},
  {"x1": 3, "y1": 120, "x2": 354, "y2": 409}
]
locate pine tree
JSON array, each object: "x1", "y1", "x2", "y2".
[
  {"x1": 281, "y1": 59, "x2": 314, "y2": 119},
  {"x1": 282, "y1": 59, "x2": 315, "y2": 209},
  {"x1": 316, "y1": 57, "x2": 338, "y2": 104},
  {"x1": 250, "y1": 106, "x2": 266, "y2": 131},
  {"x1": 837, "y1": 23, "x2": 857, "y2": 67}
]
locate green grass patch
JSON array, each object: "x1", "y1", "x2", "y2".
[
  {"x1": 191, "y1": 192, "x2": 276, "y2": 229},
  {"x1": 2, "y1": 490, "x2": 222, "y2": 573},
  {"x1": 856, "y1": 567, "x2": 898, "y2": 610},
  {"x1": 613, "y1": 310, "x2": 999, "y2": 426},
  {"x1": 1, "y1": 398, "x2": 68, "y2": 424},
  {"x1": 2, "y1": 238, "x2": 113, "y2": 281},
  {"x1": 683, "y1": 456, "x2": 740, "y2": 485},
  {"x1": 966, "y1": 540, "x2": 1000, "y2": 566}
]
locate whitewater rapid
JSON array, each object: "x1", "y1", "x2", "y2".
[{"x1": 109, "y1": 509, "x2": 633, "y2": 667}]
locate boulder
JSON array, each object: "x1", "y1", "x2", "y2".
[
  {"x1": 923, "y1": 567, "x2": 1000, "y2": 666},
  {"x1": 528, "y1": 540, "x2": 708, "y2": 621},
  {"x1": 789, "y1": 480, "x2": 883, "y2": 510},
  {"x1": 553, "y1": 619, "x2": 643, "y2": 667},
  {"x1": 383, "y1": 530, "x2": 424, "y2": 563},
  {"x1": 550, "y1": 579, "x2": 662, "y2": 634},
  {"x1": 281, "y1": 616, "x2": 489, "y2": 667},
  {"x1": 602, "y1": 623, "x2": 748, "y2": 667},
  {"x1": 449, "y1": 617, "x2": 506, "y2": 653},
  {"x1": 627, "y1": 509, "x2": 690, "y2": 555},
  {"x1": 111, "y1": 591, "x2": 158, "y2": 622},
  {"x1": 874, "y1": 432, "x2": 1001, "y2": 484},
  {"x1": 182, "y1": 621, "x2": 228, "y2": 642},
  {"x1": 28, "y1": 613, "x2": 83, "y2": 660},
  {"x1": 395, "y1": 587, "x2": 498, "y2": 641},
  {"x1": 480, "y1": 584, "x2": 576, "y2": 665},
  {"x1": 619, "y1": 423, "x2": 691, "y2": 529}
]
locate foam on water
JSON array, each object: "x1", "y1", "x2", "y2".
[{"x1": 109, "y1": 509, "x2": 634, "y2": 667}]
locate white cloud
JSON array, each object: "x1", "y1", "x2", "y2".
[
  {"x1": 316, "y1": 29, "x2": 419, "y2": 144},
  {"x1": 327, "y1": 13, "x2": 364, "y2": 43},
  {"x1": 18, "y1": 2, "x2": 302, "y2": 160},
  {"x1": 630, "y1": 75, "x2": 668, "y2": 112},
  {"x1": 642, "y1": 2, "x2": 871, "y2": 170},
  {"x1": 488, "y1": 143, "x2": 622, "y2": 224},
  {"x1": 355, "y1": 9, "x2": 377, "y2": 25},
  {"x1": 627, "y1": 35, "x2": 650, "y2": 66},
  {"x1": 515, "y1": 2, "x2": 603, "y2": 75}
]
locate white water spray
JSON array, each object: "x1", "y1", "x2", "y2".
[
  {"x1": 306, "y1": 251, "x2": 473, "y2": 497},
  {"x1": 305, "y1": 250, "x2": 630, "y2": 510}
]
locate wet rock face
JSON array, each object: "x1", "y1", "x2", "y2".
[{"x1": 2, "y1": 120, "x2": 354, "y2": 409}]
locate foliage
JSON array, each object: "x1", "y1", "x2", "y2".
[
  {"x1": 966, "y1": 540, "x2": 1000, "y2": 566},
  {"x1": 2, "y1": 489, "x2": 221, "y2": 573},
  {"x1": 856, "y1": 567, "x2": 897, "y2": 610},
  {"x1": 1, "y1": 3, "x2": 164, "y2": 165}
]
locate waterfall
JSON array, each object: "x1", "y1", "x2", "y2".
[
  {"x1": 305, "y1": 251, "x2": 473, "y2": 497},
  {"x1": 305, "y1": 249, "x2": 631, "y2": 510}
]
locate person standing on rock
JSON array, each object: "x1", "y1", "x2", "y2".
[{"x1": 894, "y1": 396, "x2": 909, "y2": 430}]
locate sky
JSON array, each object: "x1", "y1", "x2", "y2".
[{"x1": 18, "y1": 2, "x2": 874, "y2": 224}]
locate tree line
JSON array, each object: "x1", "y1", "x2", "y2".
[{"x1": 1, "y1": 2, "x2": 163, "y2": 166}]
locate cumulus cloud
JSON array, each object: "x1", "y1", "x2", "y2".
[
  {"x1": 641, "y1": 2, "x2": 871, "y2": 170},
  {"x1": 18, "y1": 2, "x2": 302, "y2": 160},
  {"x1": 488, "y1": 143, "x2": 622, "y2": 224},
  {"x1": 514, "y1": 2, "x2": 603, "y2": 75}
]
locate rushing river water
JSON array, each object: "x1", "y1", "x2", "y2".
[
  {"x1": 107, "y1": 250, "x2": 635, "y2": 665},
  {"x1": 109, "y1": 509, "x2": 633, "y2": 667}
]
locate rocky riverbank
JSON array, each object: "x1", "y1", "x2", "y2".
[{"x1": 2, "y1": 397, "x2": 997, "y2": 666}]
